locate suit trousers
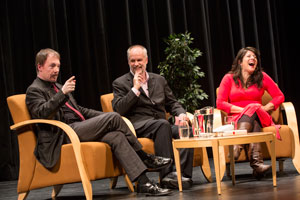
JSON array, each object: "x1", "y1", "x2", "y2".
[
  {"x1": 136, "y1": 119, "x2": 194, "y2": 179},
  {"x1": 70, "y1": 112, "x2": 147, "y2": 182}
]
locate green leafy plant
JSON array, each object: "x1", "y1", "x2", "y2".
[{"x1": 158, "y1": 32, "x2": 208, "y2": 112}]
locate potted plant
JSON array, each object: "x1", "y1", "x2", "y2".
[{"x1": 158, "y1": 32, "x2": 208, "y2": 113}]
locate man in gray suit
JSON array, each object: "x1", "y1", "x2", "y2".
[
  {"x1": 26, "y1": 48, "x2": 173, "y2": 196},
  {"x1": 112, "y1": 45, "x2": 194, "y2": 189}
]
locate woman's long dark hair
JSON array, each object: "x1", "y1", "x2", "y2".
[{"x1": 229, "y1": 47, "x2": 263, "y2": 89}]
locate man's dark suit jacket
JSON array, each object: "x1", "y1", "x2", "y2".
[
  {"x1": 26, "y1": 77, "x2": 102, "y2": 168},
  {"x1": 112, "y1": 72, "x2": 185, "y2": 130}
]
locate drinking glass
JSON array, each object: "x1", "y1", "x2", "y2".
[
  {"x1": 178, "y1": 120, "x2": 190, "y2": 139},
  {"x1": 193, "y1": 110, "x2": 202, "y2": 137},
  {"x1": 224, "y1": 116, "x2": 234, "y2": 126},
  {"x1": 200, "y1": 106, "x2": 214, "y2": 137}
]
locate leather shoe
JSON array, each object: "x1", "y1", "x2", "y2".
[
  {"x1": 160, "y1": 172, "x2": 193, "y2": 189},
  {"x1": 136, "y1": 180, "x2": 172, "y2": 196},
  {"x1": 253, "y1": 164, "x2": 272, "y2": 180},
  {"x1": 143, "y1": 154, "x2": 172, "y2": 171}
]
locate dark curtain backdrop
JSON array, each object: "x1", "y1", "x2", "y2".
[{"x1": 1, "y1": 0, "x2": 299, "y2": 181}]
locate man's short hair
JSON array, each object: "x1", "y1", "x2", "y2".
[
  {"x1": 127, "y1": 45, "x2": 148, "y2": 60},
  {"x1": 35, "y1": 48, "x2": 60, "y2": 72}
]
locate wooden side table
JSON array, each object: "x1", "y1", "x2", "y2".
[{"x1": 172, "y1": 132, "x2": 276, "y2": 195}]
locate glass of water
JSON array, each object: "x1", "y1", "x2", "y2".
[
  {"x1": 224, "y1": 116, "x2": 234, "y2": 126},
  {"x1": 178, "y1": 120, "x2": 190, "y2": 139}
]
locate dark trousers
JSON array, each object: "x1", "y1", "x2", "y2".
[
  {"x1": 136, "y1": 119, "x2": 194, "y2": 179},
  {"x1": 70, "y1": 112, "x2": 147, "y2": 182}
]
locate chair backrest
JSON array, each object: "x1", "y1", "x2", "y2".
[
  {"x1": 7, "y1": 94, "x2": 37, "y2": 192},
  {"x1": 100, "y1": 93, "x2": 172, "y2": 120},
  {"x1": 100, "y1": 93, "x2": 114, "y2": 112},
  {"x1": 216, "y1": 88, "x2": 282, "y2": 124},
  {"x1": 7, "y1": 94, "x2": 31, "y2": 124}
]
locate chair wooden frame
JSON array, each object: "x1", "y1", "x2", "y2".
[
  {"x1": 100, "y1": 93, "x2": 213, "y2": 182},
  {"x1": 214, "y1": 89, "x2": 300, "y2": 177},
  {"x1": 7, "y1": 94, "x2": 133, "y2": 200}
]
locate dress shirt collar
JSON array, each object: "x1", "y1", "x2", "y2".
[{"x1": 37, "y1": 77, "x2": 55, "y2": 88}]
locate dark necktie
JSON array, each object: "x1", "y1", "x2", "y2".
[{"x1": 52, "y1": 83, "x2": 85, "y2": 121}]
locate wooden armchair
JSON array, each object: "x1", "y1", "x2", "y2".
[
  {"x1": 7, "y1": 94, "x2": 134, "y2": 200},
  {"x1": 214, "y1": 89, "x2": 300, "y2": 175},
  {"x1": 100, "y1": 93, "x2": 213, "y2": 182}
]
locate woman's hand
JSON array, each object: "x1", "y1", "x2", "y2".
[
  {"x1": 262, "y1": 102, "x2": 274, "y2": 112},
  {"x1": 230, "y1": 105, "x2": 244, "y2": 114}
]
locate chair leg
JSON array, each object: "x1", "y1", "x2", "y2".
[
  {"x1": 278, "y1": 159, "x2": 285, "y2": 172},
  {"x1": 81, "y1": 176, "x2": 93, "y2": 200},
  {"x1": 292, "y1": 143, "x2": 300, "y2": 174},
  {"x1": 199, "y1": 147, "x2": 212, "y2": 182},
  {"x1": 226, "y1": 163, "x2": 231, "y2": 177},
  {"x1": 124, "y1": 174, "x2": 134, "y2": 192},
  {"x1": 110, "y1": 177, "x2": 118, "y2": 189},
  {"x1": 281, "y1": 102, "x2": 300, "y2": 174},
  {"x1": 18, "y1": 192, "x2": 29, "y2": 200},
  {"x1": 292, "y1": 157, "x2": 300, "y2": 174},
  {"x1": 52, "y1": 185, "x2": 63, "y2": 199}
]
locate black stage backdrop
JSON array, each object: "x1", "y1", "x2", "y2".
[{"x1": 1, "y1": 0, "x2": 299, "y2": 181}]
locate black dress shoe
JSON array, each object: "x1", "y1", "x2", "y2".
[
  {"x1": 160, "y1": 172, "x2": 193, "y2": 189},
  {"x1": 143, "y1": 154, "x2": 172, "y2": 171},
  {"x1": 136, "y1": 180, "x2": 172, "y2": 196}
]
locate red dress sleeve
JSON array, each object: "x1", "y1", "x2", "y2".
[
  {"x1": 216, "y1": 74, "x2": 233, "y2": 114},
  {"x1": 216, "y1": 72, "x2": 285, "y2": 114},
  {"x1": 262, "y1": 72, "x2": 285, "y2": 110}
]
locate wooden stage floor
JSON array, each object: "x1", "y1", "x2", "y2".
[{"x1": 1, "y1": 158, "x2": 300, "y2": 200}]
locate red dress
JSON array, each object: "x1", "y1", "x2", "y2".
[{"x1": 216, "y1": 72, "x2": 285, "y2": 139}]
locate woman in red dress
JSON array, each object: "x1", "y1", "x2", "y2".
[{"x1": 217, "y1": 47, "x2": 284, "y2": 179}]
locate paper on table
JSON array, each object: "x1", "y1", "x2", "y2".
[
  {"x1": 223, "y1": 129, "x2": 247, "y2": 136},
  {"x1": 213, "y1": 124, "x2": 234, "y2": 132}
]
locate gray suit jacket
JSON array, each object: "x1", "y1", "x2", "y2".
[
  {"x1": 112, "y1": 72, "x2": 185, "y2": 130},
  {"x1": 26, "y1": 77, "x2": 102, "y2": 168}
]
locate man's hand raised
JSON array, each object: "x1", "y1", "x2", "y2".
[
  {"x1": 62, "y1": 76, "x2": 76, "y2": 94},
  {"x1": 133, "y1": 67, "x2": 143, "y2": 90}
]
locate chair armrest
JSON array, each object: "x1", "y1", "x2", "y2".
[
  {"x1": 10, "y1": 119, "x2": 92, "y2": 194},
  {"x1": 281, "y1": 102, "x2": 299, "y2": 143},
  {"x1": 121, "y1": 117, "x2": 137, "y2": 136},
  {"x1": 280, "y1": 102, "x2": 300, "y2": 173},
  {"x1": 214, "y1": 108, "x2": 224, "y2": 129},
  {"x1": 11, "y1": 119, "x2": 81, "y2": 145}
]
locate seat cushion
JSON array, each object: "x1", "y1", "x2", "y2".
[
  {"x1": 138, "y1": 138, "x2": 155, "y2": 154},
  {"x1": 261, "y1": 125, "x2": 293, "y2": 159},
  {"x1": 29, "y1": 142, "x2": 123, "y2": 189}
]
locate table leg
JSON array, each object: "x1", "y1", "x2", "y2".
[
  {"x1": 200, "y1": 147, "x2": 213, "y2": 182},
  {"x1": 219, "y1": 145, "x2": 226, "y2": 181},
  {"x1": 270, "y1": 138, "x2": 277, "y2": 187},
  {"x1": 172, "y1": 141, "x2": 183, "y2": 191},
  {"x1": 212, "y1": 140, "x2": 221, "y2": 195},
  {"x1": 229, "y1": 145, "x2": 235, "y2": 185}
]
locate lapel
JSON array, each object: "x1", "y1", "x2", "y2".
[
  {"x1": 66, "y1": 93, "x2": 78, "y2": 108},
  {"x1": 126, "y1": 72, "x2": 134, "y2": 88},
  {"x1": 147, "y1": 73, "x2": 156, "y2": 98},
  {"x1": 36, "y1": 78, "x2": 56, "y2": 97}
]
